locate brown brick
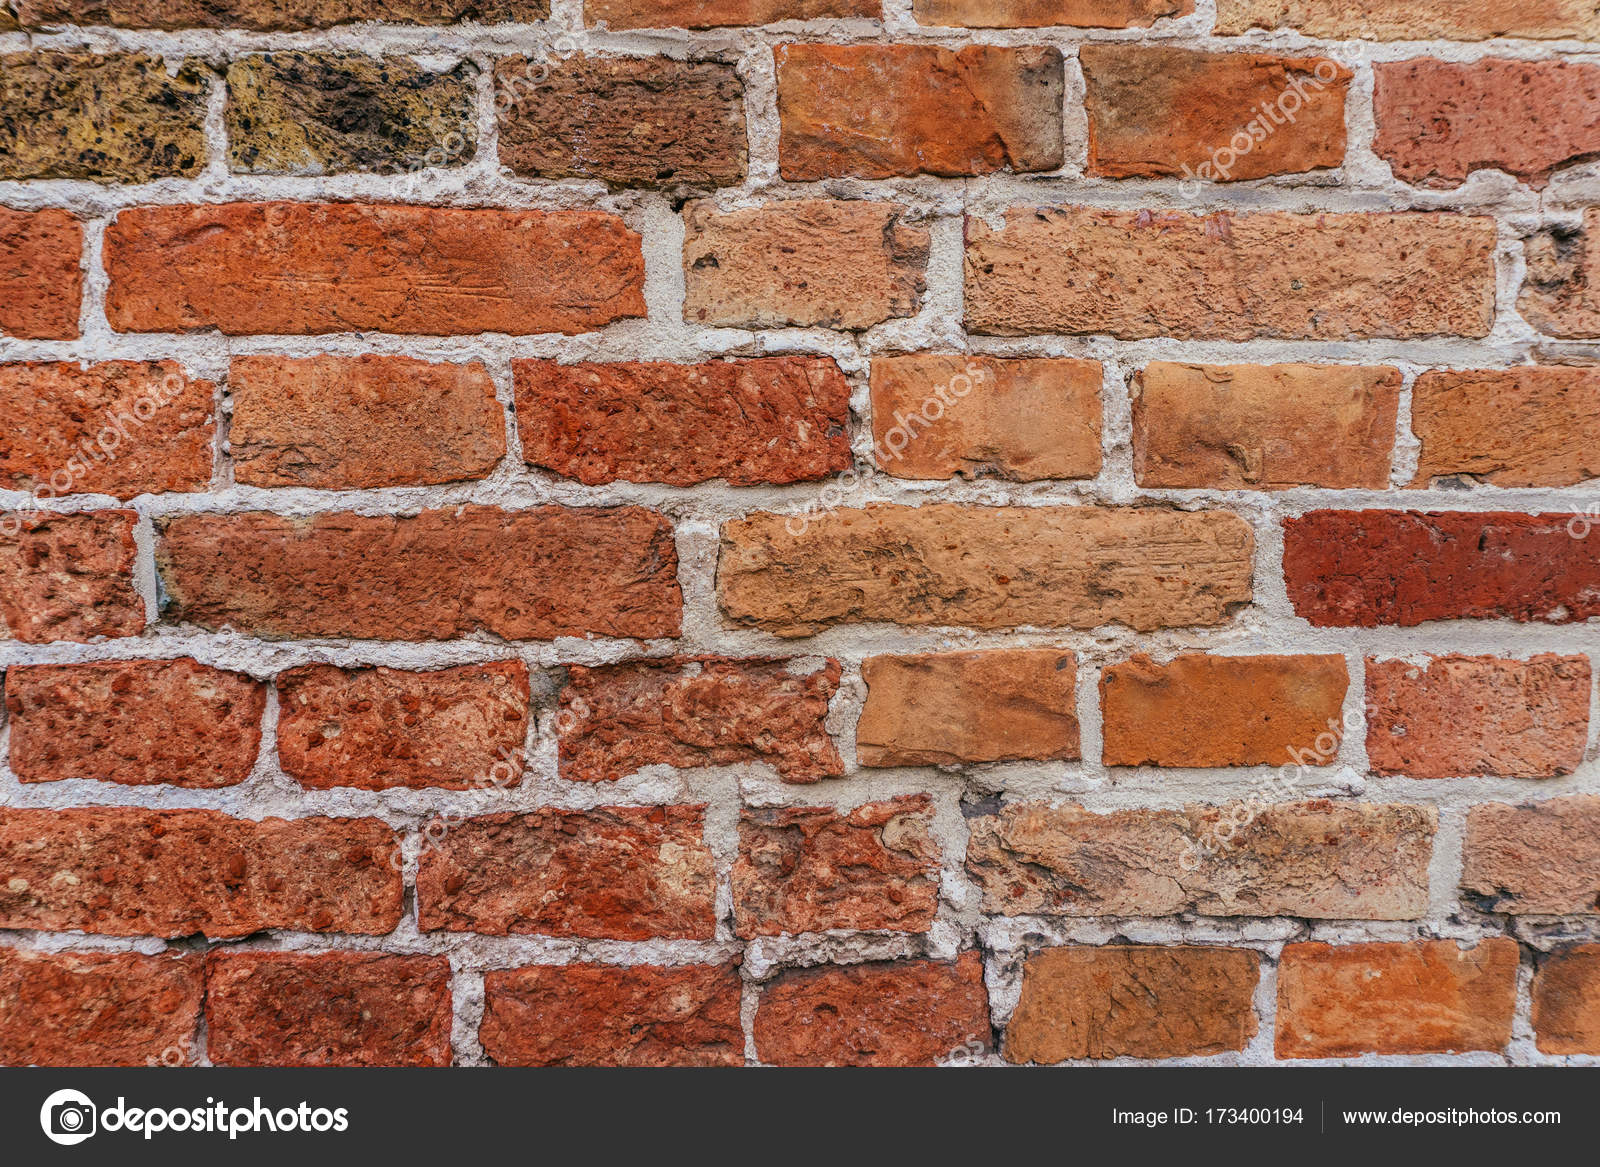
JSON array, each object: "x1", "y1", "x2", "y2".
[
  {"x1": 776, "y1": 44, "x2": 1063, "y2": 180},
  {"x1": 1006, "y1": 946, "x2": 1258, "y2": 1063},
  {"x1": 1132, "y1": 362, "x2": 1400, "y2": 490},
  {"x1": 856, "y1": 649, "x2": 1080, "y2": 767},
  {"x1": 229, "y1": 355, "x2": 505, "y2": 489},
  {"x1": 155, "y1": 506, "x2": 681, "y2": 642},
  {"x1": 754, "y1": 953, "x2": 991, "y2": 1067},
  {"x1": 1411, "y1": 367, "x2": 1600, "y2": 488},
  {"x1": 498, "y1": 55, "x2": 745, "y2": 189},
  {"x1": 719, "y1": 504, "x2": 1253, "y2": 637},
  {"x1": 966, "y1": 207, "x2": 1496, "y2": 340},
  {"x1": 105, "y1": 202, "x2": 646, "y2": 337},
  {"x1": 1083, "y1": 45, "x2": 1347, "y2": 182},
  {"x1": 206, "y1": 952, "x2": 452, "y2": 1067},
  {"x1": 0, "y1": 807, "x2": 402, "y2": 938},
  {"x1": 0, "y1": 949, "x2": 201, "y2": 1067},
  {"x1": 480, "y1": 962, "x2": 743, "y2": 1067},
  {"x1": 915, "y1": 0, "x2": 1191, "y2": 25},
  {"x1": 1532, "y1": 945, "x2": 1600, "y2": 1055},
  {"x1": 1276, "y1": 940, "x2": 1519, "y2": 1057},
  {"x1": 7, "y1": 659, "x2": 266, "y2": 788},
  {"x1": 557, "y1": 657, "x2": 843, "y2": 784},
  {"x1": 733, "y1": 796, "x2": 941, "y2": 937},
  {"x1": 967, "y1": 800, "x2": 1435, "y2": 919},
  {"x1": 683, "y1": 199, "x2": 929, "y2": 330},
  {"x1": 515, "y1": 357, "x2": 850, "y2": 486},
  {"x1": 0, "y1": 207, "x2": 81, "y2": 340},
  {"x1": 1216, "y1": 0, "x2": 1600, "y2": 40},
  {"x1": 587, "y1": 0, "x2": 875, "y2": 26},
  {"x1": 19, "y1": 1, "x2": 552, "y2": 28},
  {"x1": 1463, "y1": 796, "x2": 1600, "y2": 915},
  {"x1": 276, "y1": 662, "x2": 531, "y2": 791},
  {"x1": 417, "y1": 807, "x2": 717, "y2": 940},
  {"x1": 869, "y1": 355, "x2": 1102, "y2": 481},
  {"x1": 1366, "y1": 655, "x2": 1589, "y2": 780},
  {"x1": 0, "y1": 511, "x2": 144, "y2": 644}
]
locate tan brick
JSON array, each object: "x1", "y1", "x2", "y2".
[
  {"x1": 915, "y1": 0, "x2": 1192, "y2": 26},
  {"x1": 1216, "y1": 0, "x2": 1600, "y2": 40},
  {"x1": 1463, "y1": 796, "x2": 1600, "y2": 915},
  {"x1": 1412, "y1": 367, "x2": 1600, "y2": 487},
  {"x1": 20, "y1": 1, "x2": 551, "y2": 27},
  {"x1": 1532, "y1": 945, "x2": 1600, "y2": 1055}
]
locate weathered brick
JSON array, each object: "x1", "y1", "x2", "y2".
[
  {"x1": 1366, "y1": 655, "x2": 1589, "y2": 780},
  {"x1": 515, "y1": 357, "x2": 850, "y2": 486},
  {"x1": 856, "y1": 649, "x2": 1079, "y2": 767},
  {"x1": 0, "y1": 207, "x2": 81, "y2": 340},
  {"x1": 1132, "y1": 362, "x2": 1400, "y2": 489},
  {"x1": 480, "y1": 962, "x2": 743, "y2": 1067},
  {"x1": 105, "y1": 202, "x2": 646, "y2": 337},
  {"x1": 155, "y1": 506, "x2": 681, "y2": 642},
  {"x1": 915, "y1": 0, "x2": 1191, "y2": 25},
  {"x1": 0, "y1": 807, "x2": 402, "y2": 938},
  {"x1": 206, "y1": 952, "x2": 452, "y2": 1067},
  {"x1": 7, "y1": 659, "x2": 266, "y2": 788},
  {"x1": 1101, "y1": 653, "x2": 1349, "y2": 768},
  {"x1": 417, "y1": 807, "x2": 717, "y2": 939},
  {"x1": 1375, "y1": 59, "x2": 1600, "y2": 190},
  {"x1": 0, "y1": 52, "x2": 207, "y2": 182},
  {"x1": 1006, "y1": 946, "x2": 1258, "y2": 1063},
  {"x1": 1532, "y1": 945, "x2": 1600, "y2": 1055},
  {"x1": 1276, "y1": 940, "x2": 1519, "y2": 1058},
  {"x1": 0, "y1": 949, "x2": 201, "y2": 1067},
  {"x1": 683, "y1": 199, "x2": 929, "y2": 330},
  {"x1": 1216, "y1": 0, "x2": 1600, "y2": 40},
  {"x1": 0, "y1": 361, "x2": 215, "y2": 499},
  {"x1": 869, "y1": 355, "x2": 1102, "y2": 481},
  {"x1": 1522, "y1": 209, "x2": 1600, "y2": 338},
  {"x1": 277, "y1": 662, "x2": 531, "y2": 791},
  {"x1": 776, "y1": 44, "x2": 1063, "y2": 180},
  {"x1": 753, "y1": 953, "x2": 990, "y2": 1067},
  {"x1": 1463, "y1": 796, "x2": 1600, "y2": 915},
  {"x1": 229, "y1": 355, "x2": 505, "y2": 489},
  {"x1": 1412, "y1": 367, "x2": 1600, "y2": 488},
  {"x1": 1284, "y1": 511, "x2": 1600, "y2": 627},
  {"x1": 734, "y1": 796, "x2": 941, "y2": 937},
  {"x1": 587, "y1": 0, "x2": 876, "y2": 26},
  {"x1": 965, "y1": 207, "x2": 1496, "y2": 340},
  {"x1": 1082, "y1": 45, "x2": 1347, "y2": 182},
  {"x1": 226, "y1": 53, "x2": 477, "y2": 175},
  {"x1": 967, "y1": 801, "x2": 1435, "y2": 919},
  {"x1": 557, "y1": 657, "x2": 843, "y2": 784},
  {"x1": 0, "y1": 511, "x2": 143, "y2": 644},
  {"x1": 719, "y1": 504, "x2": 1253, "y2": 637},
  {"x1": 497, "y1": 55, "x2": 745, "y2": 189},
  {"x1": 19, "y1": 1, "x2": 552, "y2": 28}
]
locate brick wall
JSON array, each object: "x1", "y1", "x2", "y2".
[{"x1": 1, "y1": 0, "x2": 1598, "y2": 1067}]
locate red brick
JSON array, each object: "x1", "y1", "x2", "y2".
[
  {"x1": 1216, "y1": 0, "x2": 1600, "y2": 41},
  {"x1": 0, "y1": 949, "x2": 201, "y2": 1067},
  {"x1": 205, "y1": 952, "x2": 452, "y2": 1067},
  {"x1": 776, "y1": 44, "x2": 1063, "y2": 180},
  {"x1": 0, "y1": 807, "x2": 402, "y2": 938},
  {"x1": 965, "y1": 207, "x2": 1496, "y2": 340},
  {"x1": 0, "y1": 207, "x2": 81, "y2": 340},
  {"x1": 1006, "y1": 946, "x2": 1258, "y2": 1063},
  {"x1": 276, "y1": 661, "x2": 531, "y2": 791},
  {"x1": 915, "y1": 0, "x2": 1192, "y2": 25},
  {"x1": 1082, "y1": 45, "x2": 1347, "y2": 181},
  {"x1": 1101, "y1": 654, "x2": 1349, "y2": 768},
  {"x1": 515, "y1": 357, "x2": 851, "y2": 486},
  {"x1": 1276, "y1": 940, "x2": 1519, "y2": 1058},
  {"x1": 1284, "y1": 511, "x2": 1600, "y2": 627},
  {"x1": 1366, "y1": 655, "x2": 1590, "y2": 780},
  {"x1": 229, "y1": 355, "x2": 504, "y2": 489},
  {"x1": 20, "y1": 2, "x2": 552, "y2": 29},
  {"x1": 1532, "y1": 945, "x2": 1600, "y2": 1055},
  {"x1": 417, "y1": 807, "x2": 717, "y2": 940},
  {"x1": 104, "y1": 202, "x2": 646, "y2": 337},
  {"x1": 869, "y1": 355, "x2": 1102, "y2": 481},
  {"x1": 155, "y1": 506, "x2": 681, "y2": 642},
  {"x1": 587, "y1": 0, "x2": 876, "y2": 26},
  {"x1": 557, "y1": 657, "x2": 843, "y2": 784},
  {"x1": 1522, "y1": 208, "x2": 1600, "y2": 338},
  {"x1": 1411, "y1": 367, "x2": 1600, "y2": 488},
  {"x1": 480, "y1": 961, "x2": 743, "y2": 1067},
  {"x1": 753, "y1": 952, "x2": 990, "y2": 1067},
  {"x1": 1462, "y1": 796, "x2": 1600, "y2": 915},
  {"x1": 0, "y1": 511, "x2": 144, "y2": 644},
  {"x1": 856, "y1": 649, "x2": 1080, "y2": 767},
  {"x1": 733, "y1": 795, "x2": 941, "y2": 937},
  {"x1": 7, "y1": 659, "x2": 266, "y2": 788}
]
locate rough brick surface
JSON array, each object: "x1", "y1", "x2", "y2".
[
  {"x1": 1462, "y1": 796, "x2": 1600, "y2": 915},
  {"x1": 480, "y1": 962, "x2": 744, "y2": 1067},
  {"x1": 0, "y1": 511, "x2": 144, "y2": 644},
  {"x1": 1006, "y1": 946, "x2": 1259, "y2": 1063},
  {"x1": 1521, "y1": 208, "x2": 1600, "y2": 338},
  {"x1": 1532, "y1": 945, "x2": 1600, "y2": 1055},
  {"x1": 20, "y1": 1, "x2": 551, "y2": 27},
  {"x1": 1215, "y1": 0, "x2": 1600, "y2": 40},
  {"x1": 753, "y1": 952, "x2": 990, "y2": 1067},
  {"x1": 1276, "y1": 940, "x2": 1519, "y2": 1058},
  {"x1": 915, "y1": 0, "x2": 1192, "y2": 25},
  {"x1": 515, "y1": 357, "x2": 850, "y2": 486},
  {"x1": 7, "y1": 659, "x2": 266, "y2": 788},
  {"x1": 276, "y1": 661, "x2": 531, "y2": 790},
  {"x1": 1411, "y1": 367, "x2": 1600, "y2": 488},
  {"x1": 0, "y1": 207, "x2": 82, "y2": 340},
  {"x1": 587, "y1": 0, "x2": 875, "y2": 26}
]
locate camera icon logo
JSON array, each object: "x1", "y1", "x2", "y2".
[{"x1": 40, "y1": 1089, "x2": 97, "y2": 1146}]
